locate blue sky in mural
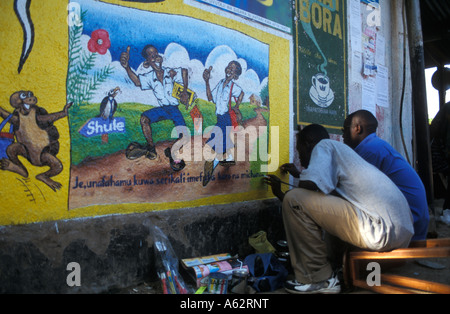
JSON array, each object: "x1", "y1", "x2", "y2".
[
  {"x1": 72, "y1": 0, "x2": 269, "y2": 105},
  {"x1": 76, "y1": 0, "x2": 268, "y2": 81}
]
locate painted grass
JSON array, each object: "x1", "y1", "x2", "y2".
[{"x1": 68, "y1": 99, "x2": 268, "y2": 165}]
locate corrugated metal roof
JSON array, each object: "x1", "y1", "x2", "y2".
[{"x1": 421, "y1": 0, "x2": 450, "y2": 68}]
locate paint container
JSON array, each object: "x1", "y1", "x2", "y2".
[
  {"x1": 276, "y1": 240, "x2": 288, "y2": 249},
  {"x1": 208, "y1": 272, "x2": 228, "y2": 294},
  {"x1": 229, "y1": 269, "x2": 249, "y2": 294},
  {"x1": 277, "y1": 251, "x2": 292, "y2": 273}
]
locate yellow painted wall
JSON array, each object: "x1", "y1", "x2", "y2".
[{"x1": 0, "y1": 0, "x2": 291, "y2": 226}]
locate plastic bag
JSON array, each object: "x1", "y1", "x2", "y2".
[
  {"x1": 244, "y1": 253, "x2": 288, "y2": 292},
  {"x1": 440, "y1": 209, "x2": 450, "y2": 226},
  {"x1": 249, "y1": 231, "x2": 276, "y2": 254},
  {"x1": 148, "y1": 222, "x2": 189, "y2": 294}
]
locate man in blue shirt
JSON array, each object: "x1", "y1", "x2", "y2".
[{"x1": 342, "y1": 110, "x2": 429, "y2": 241}]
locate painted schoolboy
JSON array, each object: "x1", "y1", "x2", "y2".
[
  {"x1": 202, "y1": 61, "x2": 244, "y2": 186},
  {"x1": 120, "y1": 45, "x2": 190, "y2": 171}
]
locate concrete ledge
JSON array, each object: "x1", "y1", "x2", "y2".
[{"x1": 0, "y1": 199, "x2": 284, "y2": 293}]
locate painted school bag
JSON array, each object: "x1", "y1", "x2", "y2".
[
  {"x1": 228, "y1": 82, "x2": 241, "y2": 130},
  {"x1": 244, "y1": 253, "x2": 288, "y2": 292},
  {"x1": 0, "y1": 114, "x2": 14, "y2": 159}
]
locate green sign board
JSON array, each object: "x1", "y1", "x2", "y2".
[{"x1": 294, "y1": 0, "x2": 348, "y2": 133}]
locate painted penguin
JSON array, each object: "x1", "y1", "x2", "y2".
[{"x1": 99, "y1": 87, "x2": 120, "y2": 120}]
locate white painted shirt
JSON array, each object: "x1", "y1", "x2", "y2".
[
  {"x1": 138, "y1": 67, "x2": 183, "y2": 106},
  {"x1": 211, "y1": 79, "x2": 243, "y2": 115}
]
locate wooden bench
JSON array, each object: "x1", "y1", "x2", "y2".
[{"x1": 343, "y1": 238, "x2": 450, "y2": 294}]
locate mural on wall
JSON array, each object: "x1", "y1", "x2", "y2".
[
  {"x1": 294, "y1": 0, "x2": 347, "y2": 133},
  {"x1": 67, "y1": 0, "x2": 270, "y2": 209},
  {"x1": 13, "y1": 0, "x2": 34, "y2": 73}
]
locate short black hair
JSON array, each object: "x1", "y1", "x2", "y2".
[
  {"x1": 229, "y1": 61, "x2": 242, "y2": 76},
  {"x1": 141, "y1": 45, "x2": 157, "y2": 59},
  {"x1": 348, "y1": 110, "x2": 378, "y2": 134},
  {"x1": 298, "y1": 124, "x2": 330, "y2": 146}
]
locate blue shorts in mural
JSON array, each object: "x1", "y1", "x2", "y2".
[
  {"x1": 143, "y1": 105, "x2": 186, "y2": 127},
  {"x1": 206, "y1": 112, "x2": 233, "y2": 155}
]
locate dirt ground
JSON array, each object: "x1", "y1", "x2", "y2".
[{"x1": 115, "y1": 200, "x2": 450, "y2": 295}]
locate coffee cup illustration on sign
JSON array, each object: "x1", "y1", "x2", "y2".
[{"x1": 309, "y1": 73, "x2": 335, "y2": 108}]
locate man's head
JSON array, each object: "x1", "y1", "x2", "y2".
[
  {"x1": 142, "y1": 45, "x2": 162, "y2": 71},
  {"x1": 225, "y1": 61, "x2": 242, "y2": 81},
  {"x1": 342, "y1": 110, "x2": 378, "y2": 148},
  {"x1": 297, "y1": 124, "x2": 330, "y2": 168}
]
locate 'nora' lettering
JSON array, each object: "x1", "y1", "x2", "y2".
[{"x1": 299, "y1": 0, "x2": 343, "y2": 39}]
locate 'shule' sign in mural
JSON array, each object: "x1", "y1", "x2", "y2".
[
  {"x1": 294, "y1": 0, "x2": 348, "y2": 132},
  {"x1": 78, "y1": 118, "x2": 126, "y2": 138}
]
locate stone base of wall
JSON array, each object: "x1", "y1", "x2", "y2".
[{"x1": 0, "y1": 199, "x2": 284, "y2": 293}]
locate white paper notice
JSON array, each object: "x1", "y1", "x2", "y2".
[
  {"x1": 376, "y1": 65, "x2": 389, "y2": 108},
  {"x1": 352, "y1": 51, "x2": 363, "y2": 84},
  {"x1": 362, "y1": 77, "x2": 377, "y2": 115},
  {"x1": 350, "y1": 0, "x2": 362, "y2": 53},
  {"x1": 376, "y1": 35, "x2": 386, "y2": 66}
]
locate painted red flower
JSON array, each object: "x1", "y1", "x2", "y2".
[{"x1": 87, "y1": 29, "x2": 111, "y2": 55}]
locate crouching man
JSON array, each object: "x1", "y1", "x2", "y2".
[{"x1": 265, "y1": 124, "x2": 413, "y2": 294}]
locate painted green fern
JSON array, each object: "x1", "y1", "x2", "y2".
[{"x1": 66, "y1": 10, "x2": 113, "y2": 107}]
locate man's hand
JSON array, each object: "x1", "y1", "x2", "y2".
[
  {"x1": 280, "y1": 163, "x2": 301, "y2": 178},
  {"x1": 263, "y1": 174, "x2": 285, "y2": 201},
  {"x1": 179, "y1": 90, "x2": 190, "y2": 107},
  {"x1": 203, "y1": 66, "x2": 212, "y2": 82},
  {"x1": 120, "y1": 46, "x2": 131, "y2": 69}
]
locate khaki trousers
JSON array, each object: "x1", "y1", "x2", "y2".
[{"x1": 282, "y1": 188, "x2": 368, "y2": 284}]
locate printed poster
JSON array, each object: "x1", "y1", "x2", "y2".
[
  {"x1": 294, "y1": 0, "x2": 348, "y2": 132},
  {"x1": 187, "y1": 0, "x2": 293, "y2": 34},
  {"x1": 361, "y1": 0, "x2": 379, "y2": 8}
]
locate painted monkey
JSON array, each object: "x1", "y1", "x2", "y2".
[{"x1": 0, "y1": 91, "x2": 72, "y2": 191}]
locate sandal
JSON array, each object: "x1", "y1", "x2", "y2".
[
  {"x1": 125, "y1": 142, "x2": 157, "y2": 160},
  {"x1": 164, "y1": 147, "x2": 185, "y2": 172}
]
